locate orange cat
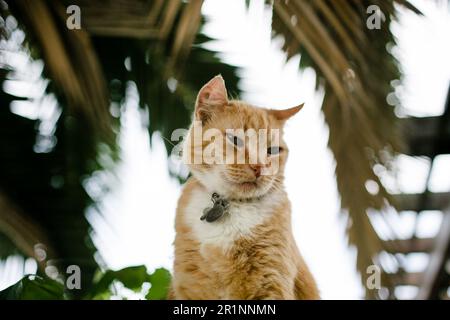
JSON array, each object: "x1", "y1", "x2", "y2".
[{"x1": 170, "y1": 75, "x2": 319, "y2": 299}]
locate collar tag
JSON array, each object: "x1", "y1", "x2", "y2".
[{"x1": 200, "y1": 192, "x2": 230, "y2": 223}]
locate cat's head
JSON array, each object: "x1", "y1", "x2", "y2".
[{"x1": 183, "y1": 75, "x2": 302, "y2": 199}]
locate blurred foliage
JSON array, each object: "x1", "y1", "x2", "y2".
[
  {"x1": 0, "y1": 275, "x2": 65, "y2": 300},
  {"x1": 0, "y1": 0, "x2": 240, "y2": 297},
  {"x1": 0, "y1": 265, "x2": 171, "y2": 300},
  {"x1": 93, "y1": 32, "x2": 240, "y2": 174},
  {"x1": 0, "y1": 233, "x2": 19, "y2": 259}
]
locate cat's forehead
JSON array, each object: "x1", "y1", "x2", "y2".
[{"x1": 211, "y1": 100, "x2": 282, "y2": 130}]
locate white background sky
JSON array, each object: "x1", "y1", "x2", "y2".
[{"x1": 1, "y1": 0, "x2": 450, "y2": 299}]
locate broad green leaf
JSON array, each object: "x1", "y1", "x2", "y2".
[
  {"x1": 88, "y1": 265, "x2": 150, "y2": 298},
  {"x1": 146, "y1": 268, "x2": 171, "y2": 300},
  {"x1": 0, "y1": 275, "x2": 64, "y2": 300},
  {"x1": 108, "y1": 265, "x2": 150, "y2": 290}
]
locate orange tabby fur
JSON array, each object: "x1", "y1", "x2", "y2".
[{"x1": 170, "y1": 75, "x2": 319, "y2": 300}]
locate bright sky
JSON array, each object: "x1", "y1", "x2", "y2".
[{"x1": 1, "y1": 0, "x2": 449, "y2": 299}]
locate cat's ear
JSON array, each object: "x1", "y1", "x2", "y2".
[
  {"x1": 195, "y1": 75, "x2": 228, "y2": 122},
  {"x1": 269, "y1": 103, "x2": 304, "y2": 121}
]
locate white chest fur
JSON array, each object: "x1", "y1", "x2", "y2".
[{"x1": 183, "y1": 188, "x2": 278, "y2": 251}]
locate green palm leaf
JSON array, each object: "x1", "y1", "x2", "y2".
[{"x1": 270, "y1": 0, "x2": 420, "y2": 298}]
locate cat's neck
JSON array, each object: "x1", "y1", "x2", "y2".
[
  {"x1": 179, "y1": 176, "x2": 290, "y2": 250},
  {"x1": 220, "y1": 192, "x2": 267, "y2": 204}
]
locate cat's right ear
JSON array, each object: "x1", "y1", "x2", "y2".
[{"x1": 195, "y1": 75, "x2": 228, "y2": 123}]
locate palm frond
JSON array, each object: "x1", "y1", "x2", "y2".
[{"x1": 270, "y1": 0, "x2": 419, "y2": 297}]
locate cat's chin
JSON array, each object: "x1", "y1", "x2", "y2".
[
  {"x1": 226, "y1": 180, "x2": 271, "y2": 199},
  {"x1": 192, "y1": 170, "x2": 273, "y2": 200},
  {"x1": 231, "y1": 181, "x2": 257, "y2": 195},
  {"x1": 237, "y1": 181, "x2": 257, "y2": 189}
]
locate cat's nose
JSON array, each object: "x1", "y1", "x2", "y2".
[{"x1": 249, "y1": 164, "x2": 262, "y2": 178}]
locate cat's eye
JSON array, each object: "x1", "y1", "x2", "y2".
[
  {"x1": 267, "y1": 146, "x2": 282, "y2": 155},
  {"x1": 226, "y1": 133, "x2": 244, "y2": 147}
]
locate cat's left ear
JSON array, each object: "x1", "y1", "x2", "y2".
[
  {"x1": 195, "y1": 75, "x2": 228, "y2": 122},
  {"x1": 269, "y1": 103, "x2": 304, "y2": 121}
]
